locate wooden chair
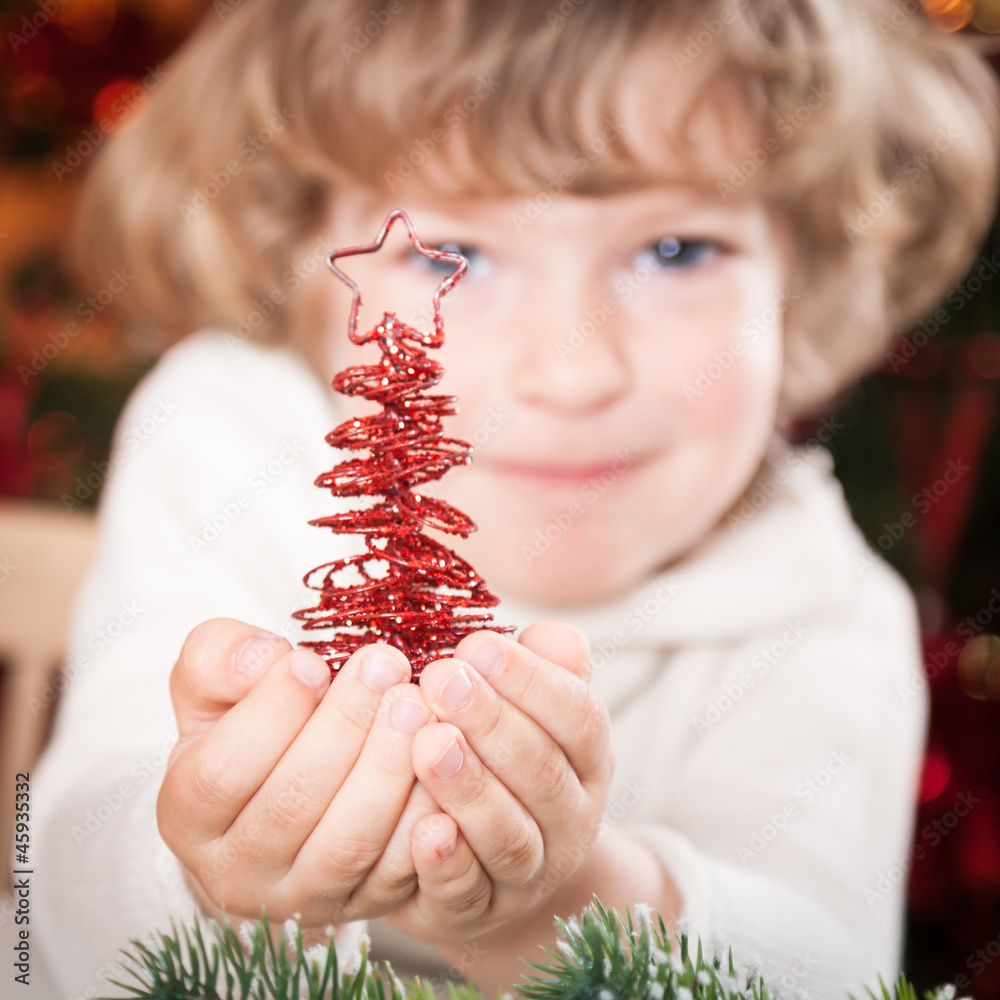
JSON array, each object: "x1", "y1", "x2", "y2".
[{"x1": 0, "y1": 499, "x2": 97, "y2": 892}]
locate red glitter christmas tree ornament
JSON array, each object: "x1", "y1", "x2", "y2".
[{"x1": 293, "y1": 209, "x2": 514, "y2": 682}]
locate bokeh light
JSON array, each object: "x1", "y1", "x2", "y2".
[
  {"x1": 54, "y1": 0, "x2": 119, "y2": 46},
  {"x1": 919, "y1": 747, "x2": 953, "y2": 803},
  {"x1": 957, "y1": 634, "x2": 1000, "y2": 700},
  {"x1": 25, "y1": 411, "x2": 86, "y2": 471},
  {"x1": 973, "y1": 0, "x2": 1000, "y2": 32}
]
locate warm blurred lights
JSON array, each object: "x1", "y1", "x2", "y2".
[
  {"x1": 126, "y1": 0, "x2": 210, "y2": 32},
  {"x1": 25, "y1": 411, "x2": 86, "y2": 471},
  {"x1": 55, "y1": 0, "x2": 119, "y2": 46},
  {"x1": 919, "y1": 747, "x2": 953, "y2": 803},
  {"x1": 972, "y1": 0, "x2": 1000, "y2": 31},
  {"x1": 964, "y1": 330, "x2": 1000, "y2": 379},
  {"x1": 91, "y1": 78, "x2": 135, "y2": 120},
  {"x1": 7, "y1": 29, "x2": 53, "y2": 88},
  {"x1": 897, "y1": 340, "x2": 944, "y2": 378},
  {"x1": 957, "y1": 634, "x2": 1000, "y2": 700},
  {"x1": 924, "y1": 0, "x2": 974, "y2": 31},
  {"x1": 91, "y1": 77, "x2": 144, "y2": 133}
]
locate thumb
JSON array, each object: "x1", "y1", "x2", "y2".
[
  {"x1": 516, "y1": 619, "x2": 592, "y2": 681},
  {"x1": 169, "y1": 617, "x2": 294, "y2": 744}
]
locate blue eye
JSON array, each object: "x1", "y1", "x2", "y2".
[
  {"x1": 411, "y1": 243, "x2": 490, "y2": 278},
  {"x1": 641, "y1": 237, "x2": 716, "y2": 269}
]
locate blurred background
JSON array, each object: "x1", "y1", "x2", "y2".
[{"x1": 0, "y1": 0, "x2": 999, "y2": 995}]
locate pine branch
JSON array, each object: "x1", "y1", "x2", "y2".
[{"x1": 98, "y1": 897, "x2": 974, "y2": 1000}]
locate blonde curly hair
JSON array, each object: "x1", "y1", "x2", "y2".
[{"x1": 69, "y1": 0, "x2": 1000, "y2": 418}]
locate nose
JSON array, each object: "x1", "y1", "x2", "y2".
[{"x1": 510, "y1": 269, "x2": 631, "y2": 416}]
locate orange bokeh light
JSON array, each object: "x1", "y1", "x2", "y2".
[
  {"x1": 923, "y1": 0, "x2": 974, "y2": 30},
  {"x1": 55, "y1": 0, "x2": 118, "y2": 46}
]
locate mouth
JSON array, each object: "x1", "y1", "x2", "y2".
[{"x1": 481, "y1": 451, "x2": 644, "y2": 487}]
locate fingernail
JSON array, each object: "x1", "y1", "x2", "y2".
[
  {"x1": 467, "y1": 635, "x2": 504, "y2": 680},
  {"x1": 359, "y1": 651, "x2": 406, "y2": 693},
  {"x1": 390, "y1": 697, "x2": 433, "y2": 733},
  {"x1": 440, "y1": 667, "x2": 474, "y2": 711},
  {"x1": 290, "y1": 649, "x2": 331, "y2": 692},
  {"x1": 437, "y1": 830, "x2": 458, "y2": 860},
  {"x1": 233, "y1": 634, "x2": 283, "y2": 677},
  {"x1": 431, "y1": 737, "x2": 463, "y2": 778}
]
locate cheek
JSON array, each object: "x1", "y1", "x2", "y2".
[
  {"x1": 631, "y1": 306, "x2": 780, "y2": 447},
  {"x1": 664, "y1": 273, "x2": 785, "y2": 436},
  {"x1": 704, "y1": 331, "x2": 783, "y2": 437},
  {"x1": 433, "y1": 332, "x2": 512, "y2": 441}
]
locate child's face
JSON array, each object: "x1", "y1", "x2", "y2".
[{"x1": 317, "y1": 179, "x2": 791, "y2": 609}]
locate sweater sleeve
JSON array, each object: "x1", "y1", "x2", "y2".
[
  {"x1": 625, "y1": 554, "x2": 929, "y2": 1000},
  {"x1": 29, "y1": 332, "x2": 369, "y2": 996}
]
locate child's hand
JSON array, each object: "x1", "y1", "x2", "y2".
[
  {"x1": 383, "y1": 621, "x2": 614, "y2": 943},
  {"x1": 157, "y1": 618, "x2": 440, "y2": 928}
]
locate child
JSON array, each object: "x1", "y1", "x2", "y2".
[{"x1": 29, "y1": 0, "x2": 1000, "y2": 997}]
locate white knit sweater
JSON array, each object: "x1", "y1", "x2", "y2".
[{"x1": 29, "y1": 329, "x2": 928, "y2": 1000}]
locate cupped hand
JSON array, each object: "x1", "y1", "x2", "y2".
[
  {"x1": 383, "y1": 620, "x2": 615, "y2": 943},
  {"x1": 157, "y1": 618, "x2": 441, "y2": 928}
]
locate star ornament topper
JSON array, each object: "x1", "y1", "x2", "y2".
[
  {"x1": 327, "y1": 207, "x2": 468, "y2": 347},
  {"x1": 292, "y1": 208, "x2": 514, "y2": 681}
]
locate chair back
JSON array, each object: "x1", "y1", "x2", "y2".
[{"x1": 0, "y1": 500, "x2": 97, "y2": 892}]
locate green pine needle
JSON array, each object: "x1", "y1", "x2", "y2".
[{"x1": 98, "y1": 896, "x2": 973, "y2": 1000}]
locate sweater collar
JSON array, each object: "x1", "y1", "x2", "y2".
[{"x1": 490, "y1": 435, "x2": 862, "y2": 656}]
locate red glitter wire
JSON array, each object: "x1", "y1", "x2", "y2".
[{"x1": 292, "y1": 209, "x2": 514, "y2": 682}]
